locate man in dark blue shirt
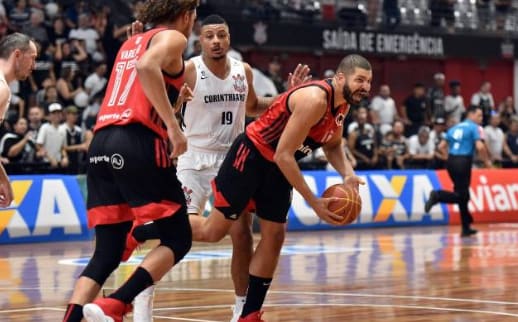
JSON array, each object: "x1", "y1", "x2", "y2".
[{"x1": 425, "y1": 106, "x2": 492, "y2": 237}]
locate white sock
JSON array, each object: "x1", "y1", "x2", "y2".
[{"x1": 234, "y1": 295, "x2": 246, "y2": 314}]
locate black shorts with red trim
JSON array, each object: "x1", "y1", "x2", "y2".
[
  {"x1": 213, "y1": 133, "x2": 292, "y2": 223},
  {"x1": 86, "y1": 124, "x2": 186, "y2": 228}
]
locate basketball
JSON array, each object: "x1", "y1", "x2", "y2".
[{"x1": 322, "y1": 184, "x2": 362, "y2": 225}]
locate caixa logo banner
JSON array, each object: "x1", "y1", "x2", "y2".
[
  {"x1": 288, "y1": 170, "x2": 449, "y2": 231},
  {"x1": 0, "y1": 175, "x2": 90, "y2": 243}
]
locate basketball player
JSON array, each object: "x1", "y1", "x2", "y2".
[
  {"x1": 425, "y1": 106, "x2": 492, "y2": 237},
  {"x1": 0, "y1": 33, "x2": 37, "y2": 207},
  {"x1": 184, "y1": 54, "x2": 370, "y2": 321},
  {"x1": 62, "y1": 1, "x2": 199, "y2": 321},
  {"x1": 126, "y1": 15, "x2": 311, "y2": 322}
]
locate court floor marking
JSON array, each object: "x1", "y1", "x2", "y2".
[
  {"x1": 154, "y1": 303, "x2": 518, "y2": 318},
  {"x1": 153, "y1": 287, "x2": 518, "y2": 306},
  {"x1": 0, "y1": 286, "x2": 517, "y2": 307},
  {"x1": 152, "y1": 316, "x2": 219, "y2": 322},
  {"x1": 0, "y1": 303, "x2": 517, "y2": 319}
]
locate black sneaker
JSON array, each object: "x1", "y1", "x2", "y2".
[
  {"x1": 461, "y1": 228, "x2": 478, "y2": 237},
  {"x1": 424, "y1": 191, "x2": 438, "y2": 213}
]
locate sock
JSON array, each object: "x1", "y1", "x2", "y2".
[
  {"x1": 241, "y1": 275, "x2": 272, "y2": 317},
  {"x1": 63, "y1": 303, "x2": 83, "y2": 322},
  {"x1": 234, "y1": 295, "x2": 246, "y2": 314},
  {"x1": 109, "y1": 267, "x2": 154, "y2": 304},
  {"x1": 133, "y1": 222, "x2": 160, "y2": 242}
]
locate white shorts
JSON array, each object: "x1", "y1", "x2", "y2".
[{"x1": 177, "y1": 149, "x2": 226, "y2": 215}]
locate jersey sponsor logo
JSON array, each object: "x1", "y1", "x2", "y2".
[
  {"x1": 110, "y1": 153, "x2": 124, "y2": 170},
  {"x1": 232, "y1": 74, "x2": 246, "y2": 93},
  {"x1": 200, "y1": 70, "x2": 208, "y2": 79},
  {"x1": 89, "y1": 155, "x2": 110, "y2": 164},
  {"x1": 204, "y1": 93, "x2": 246, "y2": 103},
  {"x1": 121, "y1": 108, "x2": 132, "y2": 120}
]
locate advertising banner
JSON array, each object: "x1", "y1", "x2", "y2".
[
  {"x1": 0, "y1": 175, "x2": 90, "y2": 244},
  {"x1": 288, "y1": 170, "x2": 449, "y2": 231},
  {"x1": 436, "y1": 169, "x2": 518, "y2": 225}
]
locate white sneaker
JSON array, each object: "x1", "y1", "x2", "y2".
[{"x1": 133, "y1": 285, "x2": 155, "y2": 322}]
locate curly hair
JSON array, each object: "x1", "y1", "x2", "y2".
[{"x1": 138, "y1": 0, "x2": 198, "y2": 26}]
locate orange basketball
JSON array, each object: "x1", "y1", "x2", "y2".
[{"x1": 322, "y1": 184, "x2": 362, "y2": 225}]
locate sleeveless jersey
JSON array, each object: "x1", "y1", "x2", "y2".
[
  {"x1": 95, "y1": 28, "x2": 184, "y2": 139},
  {"x1": 0, "y1": 71, "x2": 10, "y2": 120},
  {"x1": 247, "y1": 79, "x2": 349, "y2": 161},
  {"x1": 182, "y1": 56, "x2": 248, "y2": 152}
]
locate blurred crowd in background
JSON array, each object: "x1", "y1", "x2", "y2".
[{"x1": 0, "y1": 0, "x2": 515, "y2": 175}]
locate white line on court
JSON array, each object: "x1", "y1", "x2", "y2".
[
  {"x1": 154, "y1": 303, "x2": 518, "y2": 318},
  {"x1": 152, "y1": 316, "x2": 219, "y2": 322},
  {"x1": 1, "y1": 285, "x2": 518, "y2": 307},
  {"x1": 0, "y1": 307, "x2": 64, "y2": 313},
  {"x1": 152, "y1": 287, "x2": 518, "y2": 306},
  {"x1": 0, "y1": 302, "x2": 517, "y2": 318}
]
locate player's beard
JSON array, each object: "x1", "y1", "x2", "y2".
[{"x1": 342, "y1": 83, "x2": 368, "y2": 105}]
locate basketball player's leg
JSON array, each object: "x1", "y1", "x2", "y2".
[
  {"x1": 83, "y1": 127, "x2": 191, "y2": 321},
  {"x1": 109, "y1": 136, "x2": 191, "y2": 300},
  {"x1": 64, "y1": 222, "x2": 131, "y2": 322},
  {"x1": 64, "y1": 128, "x2": 134, "y2": 322},
  {"x1": 229, "y1": 210, "x2": 254, "y2": 320},
  {"x1": 238, "y1": 167, "x2": 291, "y2": 319},
  {"x1": 132, "y1": 166, "x2": 210, "y2": 322}
]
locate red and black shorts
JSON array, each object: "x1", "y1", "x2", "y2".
[
  {"x1": 213, "y1": 133, "x2": 292, "y2": 223},
  {"x1": 86, "y1": 124, "x2": 186, "y2": 228}
]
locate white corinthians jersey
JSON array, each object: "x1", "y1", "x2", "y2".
[{"x1": 183, "y1": 56, "x2": 248, "y2": 152}]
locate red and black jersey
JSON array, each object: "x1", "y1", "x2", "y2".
[
  {"x1": 246, "y1": 79, "x2": 349, "y2": 161},
  {"x1": 95, "y1": 28, "x2": 184, "y2": 139}
]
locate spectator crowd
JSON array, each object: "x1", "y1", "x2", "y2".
[
  {"x1": 300, "y1": 73, "x2": 518, "y2": 171},
  {"x1": 0, "y1": 0, "x2": 516, "y2": 175}
]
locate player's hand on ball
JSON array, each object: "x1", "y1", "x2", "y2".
[
  {"x1": 312, "y1": 197, "x2": 344, "y2": 226},
  {"x1": 344, "y1": 175, "x2": 365, "y2": 192}
]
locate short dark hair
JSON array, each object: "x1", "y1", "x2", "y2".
[
  {"x1": 467, "y1": 105, "x2": 482, "y2": 115},
  {"x1": 201, "y1": 14, "x2": 227, "y2": 26},
  {"x1": 337, "y1": 54, "x2": 371, "y2": 76},
  {"x1": 0, "y1": 32, "x2": 33, "y2": 59}
]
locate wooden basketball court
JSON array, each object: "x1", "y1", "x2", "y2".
[{"x1": 1, "y1": 223, "x2": 518, "y2": 321}]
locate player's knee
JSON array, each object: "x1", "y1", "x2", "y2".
[
  {"x1": 230, "y1": 224, "x2": 253, "y2": 248},
  {"x1": 261, "y1": 226, "x2": 285, "y2": 251},
  {"x1": 80, "y1": 252, "x2": 121, "y2": 285},
  {"x1": 160, "y1": 237, "x2": 192, "y2": 264},
  {"x1": 156, "y1": 210, "x2": 192, "y2": 264}
]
